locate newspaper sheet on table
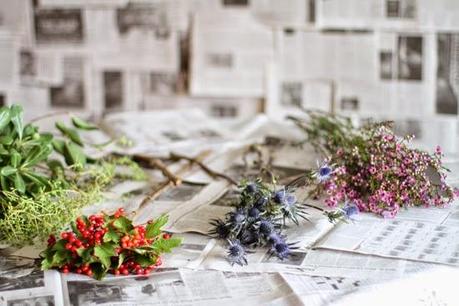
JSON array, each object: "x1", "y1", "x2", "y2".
[
  {"x1": 0, "y1": 257, "x2": 64, "y2": 306},
  {"x1": 316, "y1": 202, "x2": 459, "y2": 266}
]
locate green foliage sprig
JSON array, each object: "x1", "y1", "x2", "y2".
[{"x1": 0, "y1": 105, "x2": 145, "y2": 246}]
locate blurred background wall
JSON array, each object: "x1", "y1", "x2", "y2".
[{"x1": 1, "y1": 0, "x2": 459, "y2": 148}]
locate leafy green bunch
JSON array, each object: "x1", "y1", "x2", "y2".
[
  {"x1": 0, "y1": 105, "x2": 145, "y2": 245},
  {"x1": 41, "y1": 209, "x2": 181, "y2": 280}
]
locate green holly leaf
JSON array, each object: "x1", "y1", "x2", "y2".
[
  {"x1": 91, "y1": 262, "x2": 107, "y2": 280},
  {"x1": 113, "y1": 216, "x2": 132, "y2": 233},
  {"x1": 72, "y1": 117, "x2": 98, "y2": 130},
  {"x1": 76, "y1": 247, "x2": 92, "y2": 262},
  {"x1": 134, "y1": 254, "x2": 157, "y2": 267},
  {"x1": 151, "y1": 237, "x2": 182, "y2": 253},
  {"x1": 117, "y1": 252, "x2": 126, "y2": 269},
  {"x1": 103, "y1": 229, "x2": 120, "y2": 243},
  {"x1": 52, "y1": 250, "x2": 70, "y2": 266},
  {"x1": 94, "y1": 243, "x2": 116, "y2": 269},
  {"x1": 145, "y1": 214, "x2": 169, "y2": 239},
  {"x1": 52, "y1": 240, "x2": 67, "y2": 252}
]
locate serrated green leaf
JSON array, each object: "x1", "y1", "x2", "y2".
[
  {"x1": 145, "y1": 214, "x2": 169, "y2": 239},
  {"x1": 117, "y1": 252, "x2": 126, "y2": 269},
  {"x1": 152, "y1": 237, "x2": 182, "y2": 253},
  {"x1": 56, "y1": 122, "x2": 84, "y2": 146},
  {"x1": 0, "y1": 144, "x2": 7, "y2": 155},
  {"x1": 52, "y1": 240, "x2": 67, "y2": 252},
  {"x1": 72, "y1": 117, "x2": 98, "y2": 130},
  {"x1": 134, "y1": 254, "x2": 157, "y2": 267},
  {"x1": 1, "y1": 166, "x2": 16, "y2": 176},
  {"x1": 113, "y1": 216, "x2": 132, "y2": 233},
  {"x1": 10, "y1": 105, "x2": 24, "y2": 140},
  {"x1": 52, "y1": 250, "x2": 70, "y2": 266},
  {"x1": 14, "y1": 173, "x2": 26, "y2": 194},
  {"x1": 91, "y1": 262, "x2": 107, "y2": 280},
  {"x1": 0, "y1": 106, "x2": 11, "y2": 131},
  {"x1": 94, "y1": 243, "x2": 116, "y2": 269},
  {"x1": 103, "y1": 229, "x2": 120, "y2": 243},
  {"x1": 64, "y1": 141, "x2": 86, "y2": 168}
]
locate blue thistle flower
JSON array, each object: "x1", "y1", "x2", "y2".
[
  {"x1": 248, "y1": 207, "x2": 260, "y2": 219},
  {"x1": 272, "y1": 241, "x2": 291, "y2": 260},
  {"x1": 254, "y1": 196, "x2": 268, "y2": 210},
  {"x1": 209, "y1": 219, "x2": 231, "y2": 239},
  {"x1": 259, "y1": 219, "x2": 274, "y2": 235},
  {"x1": 315, "y1": 160, "x2": 333, "y2": 182},
  {"x1": 273, "y1": 190, "x2": 286, "y2": 204},
  {"x1": 267, "y1": 232, "x2": 284, "y2": 245},
  {"x1": 340, "y1": 202, "x2": 359, "y2": 220},
  {"x1": 227, "y1": 240, "x2": 247, "y2": 266},
  {"x1": 229, "y1": 209, "x2": 246, "y2": 225},
  {"x1": 240, "y1": 230, "x2": 260, "y2": 245},
  {"x1": 284, "y1": 194, "x2": 297, "y2": 207},
  {"x1": 245, "y1": 183, "x2": 257, "y2": 194}
]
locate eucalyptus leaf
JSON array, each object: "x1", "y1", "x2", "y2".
[
  {"x1": 0, "y1": 107, "x2": 10, "y2": 131},
  {"x1": 64, "y1": 142, "x2": 87, "y2": 168},
  {"x1": 14, "y1": 172, "x2": 26, "y2": 194},
  {"x1": 56, "y1": 122, "x2": 84, "y2": 146},
  {"x1": 9, "y1": 105, "x2": 24, "y2": 140},
  {"x1": 52, "y1": 139, "x2": 65, "y2": 154},
  {"x1": 72, "y1": 117, "x2": 98, "y2": 130},
  {"x1": 1, "y1": 166, "x2": 16, "y2": 176}
]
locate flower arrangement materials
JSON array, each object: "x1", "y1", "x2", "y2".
[
  {"x1": 0, "y1": 105, "x2": 145, "y2": 246},
  {"x1": 41, "y1": 209, "x2": 181, "y2": 280},
  {"x1": 290, "y1": 111, "x2": 456, "y2": 218},
  {"x1": 209, "y1": 179, "x2": 354, "y2": 266}
]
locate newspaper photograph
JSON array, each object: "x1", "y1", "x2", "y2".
[{"x1": 0, "y1": 257, "x2": 64, "y2": 306}]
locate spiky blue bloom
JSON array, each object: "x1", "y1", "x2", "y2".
[
  {"x1": 315, "y1": 160, "x2": 333, "y2": 182},
  {"x1": 227, "y1": 240, "x2": 248, "y2": 266},
  {"x1": 229, "y1": 209, "x2": 245, "y2": 225},
  {"x1": 259, "y1": 219, "x2": 274, "y2": 235},
  {"x1": 273, "y1": 190, "x2": 286, "y2": 204},
  {"x1": 267, "y1": 232, "x2": 284, "y2": 245},
  {"x1": 341, "y1": 202, "x2": 359, "y2": 220},
  {"x1": 248, "y1": 207, "x2": 260, "y2": 219},
  {"x1": 272, "y1": 241, "x2": 291, "y2": 260},
  {"x1": 254, "y1": 196, "x2": 268, "y2": 210},
  {"x1": 209, "y1": 219, "x2": 230, "y2": 239},
  {"x1": 245, "y1": 183, "x2": 257, "y2": 194}
]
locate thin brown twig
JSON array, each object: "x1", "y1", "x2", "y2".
[
  {"x1": 168, "y1": 152, "x2": 238, "y2": 186},
  {"x1": 137, "y1": 150, "x2": 212, "y2": 210}
]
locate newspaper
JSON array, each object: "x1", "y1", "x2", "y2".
[
  {"x1": 0, "y1": 257, "x2": 64, "y2": 306},
  {"x1": 316, "y1": 203, "x2": 459, "y2": 266},
  {"x1": 190, "y1": 10, "x2": 274, "y2": 98}
]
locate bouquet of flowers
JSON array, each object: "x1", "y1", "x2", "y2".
[
  {"x1": 290, "y1": 111, "x2": 456, "y2": 218},
  {"x1": 209, "y1": 179, "x2": 356, "y2": 266},
  {"x1": 41, "y1": 209, "x2": 181, "y2": 280}
]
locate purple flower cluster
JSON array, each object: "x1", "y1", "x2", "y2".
[{"x1": 318, "y1": 125, "x2": 455, "y2": 218}]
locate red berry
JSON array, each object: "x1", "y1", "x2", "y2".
[
  {"x1": 61, "y1": 232, "x2": 69, "y2": 240},
  {"x1": 163, "y1": 233, "x2": 171, "y2": 240},
  {"x1": 65, "y1": 243, "x2": 73, "y2": 250}
]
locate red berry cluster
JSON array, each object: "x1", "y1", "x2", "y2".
[
  {"x1": 42, "y1": 208, "x2": 174, "y2": 279},
  {"x1": 113, "y1": 257, "x2": 162, "y2": 276}
]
